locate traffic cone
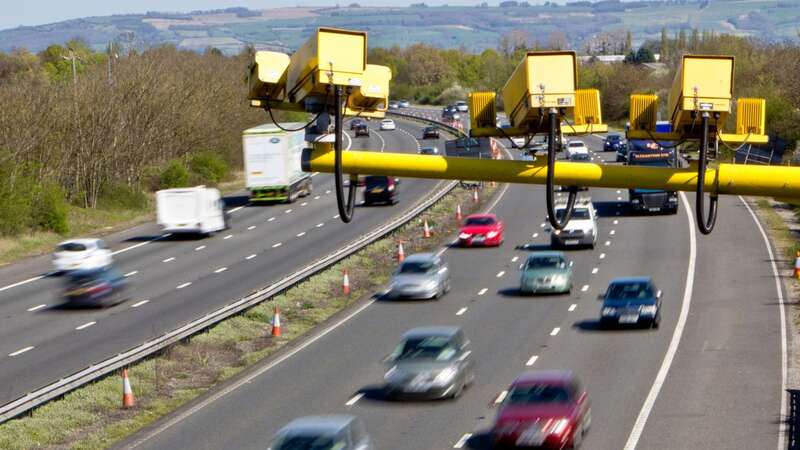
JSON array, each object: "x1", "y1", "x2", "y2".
[
  {"x1": 121, "y1": 368, "x2": 136, "y2": 408},
  {"x1": 343, "y1": 270, "x2": 351, "y2": 296},
  {"x1": 456, "y1": 204, "x2": 463, "y2": 221},
  {"x1": 397, "y1": 241, "x2": 405, "y2": 263},
  {"x1": 271, "y1": 305, "x2": 282, "y2": 337},
  {"x1": 423, "y1": 219, "x2": 431, "y2": 238},
  {"x1": 473, "y1": 188, "x2": 479, "y2": 203},
  {"x1": 794, "y1": 251, "x2": 800, "y2": 280}
]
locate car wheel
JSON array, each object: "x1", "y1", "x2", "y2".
[
  {"x1": 652, "y1": 314, "x2": 660, "y2": 329},
  {"x1": 450, "y1": 380, "x2": 464, "y2": 399},
  {"x1": 571, "y1": 424, "x2": 584, "y2": 449}
]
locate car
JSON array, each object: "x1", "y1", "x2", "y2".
[
  {"x1": 458, "y1": 213, "x2": 505, "y2": 247},
  {"x1": 383, "y1": 326, "x2": 474, "y2": 400},
  {"x1": 388, "y1": 101, "x2": 399, "y2": 110},
  {"x1": 268, "y1": 415, "x2": 372, "y2": 450},
  {"x1": 398, "y1": 99, "x2": 411, "y2": 108},
  {"x1": 380, "y1": 119, "x2": 396, "y2": 130},
  {"x1": 354, "y1": 123, "x2": 370, "y2": 137},
  {"x1": 349, "y1": 118, "x2": 364, "y2": 130},
  {"x1": 511, "y1": 137, "x2": 526, "y2": 148},
  {"x1": 451, "y1": 112, "x2": 461, "y2": 121},
  {"x1": 62, "y1": 267, "x2": 127, "y2": 307},
  {"x1": 419, "y1": 146, "x2": 439, "y2": 155},
  {"x1": 549, "y1": 199, "x2": 598, "y2": 249},
  {"x1": 422, "y1": 126, "x2": 440, "y2": 139},
  {"x1": 363, "y1": 175, "x2": 398, "y2": 205},
  {"x1": 603, "y1": 134, "x2": 625, "y2": 152},
  {"x1": 569, "y1": 151, "x2": 591, "y2": 162},
  {"x1": 387, "y1": 253, "x2": 450, "y2": 300},
  {"x1": 565, "y1": 140, "x2": 590, "y2": 160},
  {"x1": 491, "y1": 370, "x2": 591, "y2": 449},
  {"x1": 454, "y1": 100, "x2": 468, "y2": 112},
  {"x1": 53, "y1": 238, "x2": 113, "y2": 273},
  {"x1": 598, "y1": 277, "x2": 662, "y2": 328},
  {"x1": 519, "y1": 251, "x2": 573, "y2": 295}
]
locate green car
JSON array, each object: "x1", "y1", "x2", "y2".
[{"x1": 519, "y1": 251, "x2": 573, "y2": 295}]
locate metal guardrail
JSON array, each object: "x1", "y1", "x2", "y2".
[{"x1": 0, "y1": 115, "x2": 463, "y2": 424}]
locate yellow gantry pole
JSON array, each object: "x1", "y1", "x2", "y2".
[{"x1": 303, "y1": 147, "x2": 800, "y2": 199}]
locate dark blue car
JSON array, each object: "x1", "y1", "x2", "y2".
[
  {"x1": 598, "y1": 277, "x2": 661, "y2": 328},
  {"x1": 604, "y1": 134, "x2": 625, "y2": 152}
]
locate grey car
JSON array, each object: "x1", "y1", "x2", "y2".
[
  {"x1": 387, "y1": 253, "x2": 450, "y2": 300},
  {"x1": 519, "y1": 251, "x2": 573, "y2": 295},
  {"x1": 268, "y1": 415, "x2": 372, "y2": 450},
  {"x1": 384, "y1": 326, "x2": 475, "y2": 400}
]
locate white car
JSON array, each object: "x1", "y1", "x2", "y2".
[
  {"x1": 380, "y1": 119, "x2": 396, "y2": 130},
  {"x1": 398, "y1": 100, "x2": 411, "y2": 108},
  {"x1": 53, "y1": 238, "x2": 113, "y2": 273},
  {"x1": 549, "y1": 199, "x2": 598, "y2": 249},
  {"x1": 566, "y1": 140, "x2": 590, "y2": 160},
  {"x1": 454, "y1": 101, "x2": 468, "y2": 112}
]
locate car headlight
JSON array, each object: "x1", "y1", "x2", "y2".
[
  {"x1": 668, "y1": 197, "x2": 678, "y2": 203},
  {"x1": 546, "y1": 418, "x2": 571, "y2": 436},
  {"x1": 602, "y1": 306, "x2": 617, "y2": 316},
  {"x1": 433, "y1": 367, "x2": 458, "y2": 386},
  {"x1": 424, "y1": 280, "x2": 438, "y2": 289},
  {"x1": 487, "y1": 231, "x2": 499, "y2": 238},
  {"x1": 384, "y1": 366, "x2": 405, "y2": 383},
  {"x1": 552, "y1": 274, "x2": 566, "y2": 283},
  {"x1": 553, "y1": 229, "x2": 561, "y2": 235},
  {"x1": 459, "y1": 232, "x2": 471, "y2": 239},
  {"x1": 640, "y1": 305, "x2": 658, "y2": 315}
]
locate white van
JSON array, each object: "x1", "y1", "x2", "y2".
[{"x1": 156, "y1": 186, "x2": 228, "y2": 236}]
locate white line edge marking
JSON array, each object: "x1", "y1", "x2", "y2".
[
  {"x1": 494, "y1": 390, "x2": 509, "y2": 404},
  {"x1": 454, "y1": 433, "x2": 472, "y2": 448},
  {"x1": 214, "y1": 267, "x2": 227, "y2": 274},
  {"x1": 176, "y1": 282, "x2": 191, "y2": 290},
  {"x1": 526, "y1": 355, "x2": 539, "y2": 366},
  {"x1": 568, "y1": 304, "x2": 577, "y2": 312},
  {"x1": 8, "y1": 346, "x2": 34, "y2": 356},
  {"x1": 739, "y1": 196, "x2": 788, "y2": 450},
  {"x1": 27, "y1": 304, "x2": 47, "y2": 312},
  {"x1": 456, "y1": 307, "x2": 468, "y2": 316},
  {"x1": 75, "y1": 321, "x2": 96, "y2": 330},
  {"x1": 125, "y1": 271, "x2": 138, "y2": 277},
  {"x1": 246, "y1": 254, "x2": 256, "y2": 260},
  {"x1": 345, "y1": 393, "x2": 364, "y2": 406},
  {"x1": 550, "y1": 327, "x2": 560, "y2": 336},
  {"x1": 623, "y1": 191, "x2": 696, "y2": 450},
  {"x1": 131, "y1": 300, "x2": 149, "y2": 308}
]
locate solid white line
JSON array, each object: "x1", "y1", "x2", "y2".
[
  {"x1": 27, "y1": 304, "x2": 47, "y2": 312},
  {"x1": 581, "y1": 285, "x2": 589, "y2": 292},
  {"x1": 125, "y1": 271, "x2": 138, "y2": 277},
  {"x1": 75, "y1": 321, "x2": 96, "y2": 330},
  {"x1": 0, "y1": 275, "x2": 46, "y2": 293},
  {"x1": 272, "y1": 242, "x2": 282, "y2": 248},
  {"x1": 456, "y1": 307, "x2": 468, "y2": 316},
  {"x1": 511, "y1": 256, "x2": 519, "y2": 263},
  {"x1": 176, "y1": 282, "x2": 192, "y2": 290},
  {"x1": 591, "y1": 267, "x2": 599, "y2": 274},
  {"x1": 223, "y1": 234, "x2": 233, "y2": 240},
  {"x1": 162, "y1": 257, "x2": 175, "y2": 263},
  {"x1": 478, "y1": 288, "x2": 488, "y2": 296},
  {"x1": 8, "y1": 346, "x2": 34, "y2": 356},
  {"x1": 214, "y1": 267, "x2": 227, "y2": 274},
  {"x1": 228, "y1": 206, "x2": 244, "y2": 214},
  {"x1": 496, "y1": 271, "x2": 505, "y2": 278},
  {"x1": 111, "y1": 233, "x2": 170, "y2": 256},
  {"x1": 494, "y1": 390, "x2": 509, "y2": 404},
  {"x1": 526, "y1": 355, "x2": 539, "y2": 366},
  {"x1": 247, "y1": 225, "x2": 256, "y2": 230},
  {"x1": 316, "y1": 223, "x2": 324, "y2": 228},
  {"x1": 267, "y1": 217, "x2": 275, "y2": 222},
  {"x1": 623, "y1": 192, "x2": 697, "y2": 450},
  {"x1": 246, "y1": 254, "x2": 257, "y2": 260},
  {"x1": 550, "y1": 327, "x2": 560, "y2": 336},
  {"x1": 195, "y1": 245, "x2": 205, "y2": 251},
  {"x1": 599, "y1": 253, "x2": 606, "y2": 259},
  {"x1": 568, "y1": 304, "x2": 577, "y2": 312},
  {"x1": 297, "y1": 232, "x2": 306, "y2": 237},
  {"x1": 131, "y1": 300, "x2": 149, "y2": 308},
  {"x1": 345, "y1": 393, "x2": 364, "y2": 406},
  {"x1": 454, "y1": 433, "x2": 472, "y2": 448},
  {"x1": 739, "y1": 196, "x2": 788, "y2": 450}
]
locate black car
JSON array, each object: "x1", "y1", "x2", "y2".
[
  {"x1": 354, "y1": 123, "x2": 370, "y2": 137},
  {"x1": 604, "y1": 134, "x2": 625, "y2": 152},
  {"x1": 63, "y1": 267, "x2": 128, "y2": 307},
  {"x1": 598, "y1": 277, "x2": 662, "y2": 328},
  {"x1": 363, "y1": 175, "x2": 398, "y2": 206},
  {"x1": 350, "y1": 118, "x2": 365, "y2": 130},
  {"x1": 422, "y1": 126, "x2": 440, "y2": 139}
]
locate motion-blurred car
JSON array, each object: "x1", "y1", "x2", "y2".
[
  {"x1": 603, "y1": 134, "x2": 625, "y2": 152},
  {"x1": 383, "y1": 326, "x2": 474, "y2": 400},
  {"x1": 598, "y1": 276, "x2": 662, "y2": 328},
  {"x1": 519, "y1": 251, "x2": 573, "y2": 295},
  {"x1": 53, "y1": 238, "x2": 113, "y2": 273},
  {"x1": 388, "y1": 101, "x2": 399, "y2": 110},
  {"x1": 380, "y1": 119, "x2": 396, "y2": 130},
  {"x1": 363, "y1": 175, "x2": 398, "y2": 205},
  {"x1": 267, "y1": 415, "x2": 372, "y2": 450},
  {"x1": 387, "y1": 253, "x2": 450, "y2": 300},
  {"x1": 349, "y1": 118, "x2": 364, "y2": 130},
  {"x1": 565, "y1": 140, "x2": 589, "y2": 160},
  {"x1": 419, "y1": 146, "x2": 439, "y2": 155},
  {"x1": 422, "y1": 126, "x2": 440, "y2": 139},
  {"x1": 458, "y1": 213, "x2": 505, "y2": 247},
  {"x1": 492, "y1": 370, "x2": 591, "y2": 449},
  {"x1": 454, "y1": 100, "x2": 468, "y2": 112},
  {"x1": 549, "y1": 200, "x2": 597, "y2": 249},
  {"x1": 354, "y1": 123, "x2": 370, "y2": 137},
  {"x1": 398, "y1": 99, "x2": 411, "y2": 108},
  {"x1": 568, "y1": 152, "x2": 591, "y2": 162},
  {"x1": 62, "y1": 267, "x2": 127, "y2": 307}
]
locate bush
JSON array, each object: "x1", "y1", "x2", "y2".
[
  {"x1": 96, "y1": 183, "x2": 149, "y2": 210},
  {"x1": 159, "y1": 159, "x2": 189, "y2": 189},
  {"x1": 189, "y1": 151, "x2": 228, "y2": 185},
  {"x1": 32, "y1": 182, "x2": 69, "y2": 234}
]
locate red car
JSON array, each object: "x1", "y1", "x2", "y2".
[
  {"x1": 491, "y1": 370, "x2": 591, "y2": 449},
  {"x1": 458, "y1": 214, "x2": 504, "y2": 247}
]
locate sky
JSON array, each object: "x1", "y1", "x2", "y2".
[{"x1": 0, "y1": 0, "x2": 499, "y2": 31}]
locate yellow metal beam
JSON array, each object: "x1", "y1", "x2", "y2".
[{"x1": 302, "y1": 147, "x2": 800, "y2": 199}]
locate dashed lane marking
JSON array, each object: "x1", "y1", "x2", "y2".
[
  {"x1": 478, "y1": 288, "x2": 488, "y2": 296},
  {"x1": 27, "y1": 304, "x2": 47, "y2": 312},
  {"x1": 8, "y1": 346, "x2": 34, "y2": 357},
  {"x1": 75, "y1": 321, "x2": 96, "y2": 330},
  {"x1": 526, "y1": 355, "x2": 539, "y2": 366},
  {"x1": 125, "y1": 271, "x2": 138, "y2": 277},
  {"x1": 214, "y1": 267, "x2": 227, "y2": 274},
  {"x1": 456, "y1": 307, "x2": 468, "y2": 316},
  {"x1": 176, "y1": 282, "x2": 192, "y2": 289},
  {"x1": 131, "y1": 300, "x2": 149, "y2": 308},
  {"x1": 550, "y1": 327, "x2": 560, "y2": 336},
  {"x1": 569, "y1": 304, "x2": 577, "y2": 312},
  {"x1": 345, "y1": 393, "x2": 364, "y2": 407}
]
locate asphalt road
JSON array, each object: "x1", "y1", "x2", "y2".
[
  {"x1": 120, "y1": 133, "x2": 786, "y2": 449},
  {"x1": 0, "y1": 117, "x2": 447, "y2": 406}
]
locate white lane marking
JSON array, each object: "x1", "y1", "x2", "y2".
[
  {"x1": 333, "y1": 214, "x2": 340, "y2": 219},
  {"x1": 456, "y1": 307, "x2": 468, "y2": 316},
  {"x1": 526, "y1": 355, "x2": 539, "y2": 366},
  {"x1": 610, "y1": 230, "x2": 616, "y2": 235},
  {"x1": 296, "y1": 232, "x2": 306, "y2": 237},
  {"x1": 162, "y1": 257, "x2": 175, "y2": 263},
  {"x1": 248, "y1": 225, "x2": 256, "y2": 230},
  {"x1": 301, "y1": 202, "x2": 308, "y2": 206},
  {"x1": 550, "y1": 327, "x2": 560, "y2": 336},
  {"x1": 623, "y1": 192, "x2": 696, "y2": 450},
  {"x1": 617, "y1": 196, "x2": 622, "y2": 201},
  {"x1": 228, "y1": 206, "x2": 244, "y2": 214},
  {"x1": 195, "y1": 245, "x2": 206, "y2": 251},
  {"x1": 314, "y1": 195, "x2": 320, "y2": 200},
  {"x1": 75, "y1": 321, "x2": 96, "y2": 330},
  {"x1": 592, "y1": 267, "x2": 599, "y2": 274},
  {"x1": 613, "y1": 219, "x2": 619, "y2": 225},
  {"x1": 272, "y1": 242, "x2": 282, "y2": 248},
  {"x1": 316, "y1": 223, "x2": 325, "y2": 228},
  {"x1": 496, "y1": 271, "x2": 505, "y2": 278},
  {"x1": 739, "y1": 196, "x2": 788, "y2": 450},
  {"x1": 176, "y1": 282, "x2": 192, "y2": 290},
  {"x1": 494, "y1": 390, "x2": 509, "y2": 404},
  {"x1": 454, "y1": 433, "x2": 472, "y2": 448},
  {"x1": 581, "y1": 285, "x2": 589, "y2": 292},
  {"x1": 326, "y1": 190, "x2": 331, "y2": 194},
  {"x1": 0, "y1": 275, "x2": 46, "y2": 294},
  {"x1": 345, "y1": 393, "x2": 364, "y2": 406},
  {"x1": 246, "y1": 254, "x2": 257, "y2": 260},
  {"x1": 599, "y1": 253, "x2": 606, "y2": 259},
  {"x1": 8, "y1": 346, "x2": 34, "y2": 357},
  {"x1": 511, "y1": 256, "x2": 519, "y2": 263},
  {"x1": 267, "y1": 217, "x2": 275, "y2": 222},
  {"x1": 533, "y1": 232, "x2": 539, "y2": 238},
  {"x1": 214, "y1": 267, "x2": 227, "y2": 274},
  {"x1": 285, "y1": 209, "x2": 293, "y2": 214},
  {"x1": 540, "y1": 222, "x2": 546, "y2": 228},
  {"x1": 568, "y1": 304, "x2": 577, "y2": 312},
  {"x1": 125, "y1": 271, "x2": 138, "y2": 277},
  {"x1": 111, "y1": 233, "x2": 170, "y2": 256},
  {"x1": 27, "y1": 304, "x2": 47, "y2": 312},
  {"x1": 223, "y1": 234, "x2": 233, "y2": 240},
  {"x1": 478, "y1": 288, "x2": 488, "y2": 296},
  {"x1": 131, "y1": 300, "x2": 149, "y2": 308},
  {"x1": 605, "y1": 241, "x2": 611, "y2": 246}
]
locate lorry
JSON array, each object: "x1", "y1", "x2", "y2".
[
  {"x1": 242, "y1": 123, "x2": 313, "y2": 203},
  {"x1": 626, "y1": 143, "x2": 679, "y2": 214},
  {"x1": 156, "y1": 186, "x2": 228, "y2": 235}
]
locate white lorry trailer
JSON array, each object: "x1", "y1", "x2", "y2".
[
  {"x1": 156, "y1": 186, "x2": 228, "y2": 236},
  {"x1": 243, "y1": 123, "x2": 312, "y2": 203}
]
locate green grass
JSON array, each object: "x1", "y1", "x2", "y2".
[{"x1": 756, "y1": 198, "x2": 800, "y2": 261}]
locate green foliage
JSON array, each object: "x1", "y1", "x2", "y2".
[
  {"x1": 189, "y1": 150, "x2": 229, "y2": 185},
  {"x1": 0, "y1": 162, "x2": 69, "y2": 235},
  {"x1": 159, "y1": 159, "x2": 190, "y2": 189},
  {"x1": 96, "y1": 183, "x2": 149, "y2": 211},
  {"x1": 32, "y1": 182, "x2": 69, "y2": 234}
]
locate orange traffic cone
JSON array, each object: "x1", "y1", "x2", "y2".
[
  {"x1": 794, "y1": 251, "x2": 800, "y2": 280},
  {"x1": 423, "y1": 219, "x2": 431, "y2": 238},
  {"x1": 397, "y1": 241, "x2": 405, "y2": 263},
  {"x1": 121, "y1": 368, "x2": 136, "y2": 408},
  {"x1": 456, "y1": 204, "x2": 463, "y2": 221},
  {"x1": 473, "y1": 188, "x2": 479, "y2": 203},
  {"x1": 343, "y1": 269, "x2": 351, "y2": 296},
  {"x1": 271, "y1": 305, "x2": 282, "y2": 337}
]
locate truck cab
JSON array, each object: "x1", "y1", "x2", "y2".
[{"x1": 626, "y1": 141, "x2": 679, "y2": 215}]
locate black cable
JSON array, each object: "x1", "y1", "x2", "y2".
[
  {"x1": 264, "y1": 92, "x2": 327, "y2": 132},
  {"x1": 545, "y1": 109, "x2": 577, "y2": 230},
  {"x1": 332, "y1": 86, "x2": 357, "y2": 223},
  {"x1": 696, "y1": 113, "x2": 718, "y2": 235}
]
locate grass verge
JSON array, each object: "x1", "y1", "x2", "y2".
[{"x1": 0, "y1": 182, "x2": 500, "y2": 450}]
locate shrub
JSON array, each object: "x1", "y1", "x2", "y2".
[
  {"x1": 159, "y1": 159, "x2": 189, "y2": 189},
  {"x1": 32, "y1": 182, "x2": 69, "y2": 234},
  {"x1": 189, "y1": 151, "x2": 228, "y2": 185},
  {"x1": 96, "y1": 183, "x2": 149, "y2": 210}
]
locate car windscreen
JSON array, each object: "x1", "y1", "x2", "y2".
[
  {"x1": 555, "y1": 208, "x2": 590, "y2": 221},
  {"x1": 465, "y1": 217, "x2": 495, "y2": 226},
  {"x1": 568, "y1": 142, "x2": 584, "y2": 148},
  {"x1": 606, "y1": 135, "x2": 622, "y2": 142},
  {"x1": 606, "y1": 282, "x2": 654, "y2": 299},
  {"x1": 507, "y1": 384, "x2": 571, "y2": 404},
  {"x1": 393, "y1": 336, "x2": 457, "y2": 361},
  {"x1": 526, "y1": 257, "x2": 565, "y2": 269},
  {"x1": 364, "y1": 177, "x2": 387, "y2": 188},
  {"x1": 398, "y1": 261, "x2": 434, "y2": 274},
  {"x1": 570, "y1": 154, "x2": 590, "y2": 161},
  {"x1": 272, "y1": 434, "x2": 340, "y2": 450},
  {"x1": 58, "y1": 243, "x2": 88, "y2": 252}
]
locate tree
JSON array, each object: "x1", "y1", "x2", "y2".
[
  {"x1": 625, "y1": 30, "x2": 633, "y2": 53},
  {"x1": 660, "y1": 27, "x2": 670, "y2": 60}
]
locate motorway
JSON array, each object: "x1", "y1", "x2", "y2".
[
  {"x1": 0, "y1": 117, "x2": 446, "y2": 406},
  {"x1": 119, "y1": 127, "x2": 786, "y2": 449}
]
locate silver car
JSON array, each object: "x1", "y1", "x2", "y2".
[
  {"x1": 268, "y1": 415, "x2": 372, "y2": 450},
  {"x1": 384, "y1": 326, "x2": 475, "y2": 400},
  {"x1": 387, "y1": 253, "x2": 450, "y2": 300}
]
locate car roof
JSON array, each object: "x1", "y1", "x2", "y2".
[
  {"x1": 513, "y1": 370, "x2": 576, "y2": 385},
  {"x1": 58, "y1": 238, "x2": 99, "y2": 246},
  {"x1": 382, "y1": 118, "x2": 393, "y2": 122},
  {"x1": 402, "y1": 326, "x2": 460, "y2": 339},
  {"x1": 527, "y1": 251, "x2": 566, "y2": 259},
  {"x1": 609, "y1": 276, "x2": 653, "y2": 284},
  {"x1": 402, "y1": 253, "x2": 437, "y2": 263},
  {"x1": 465, "y1": 213, "x2": 497, "y2": 219},
  {"x1": 280, "y1": 415, "x2": 357, "y2": 434}
]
